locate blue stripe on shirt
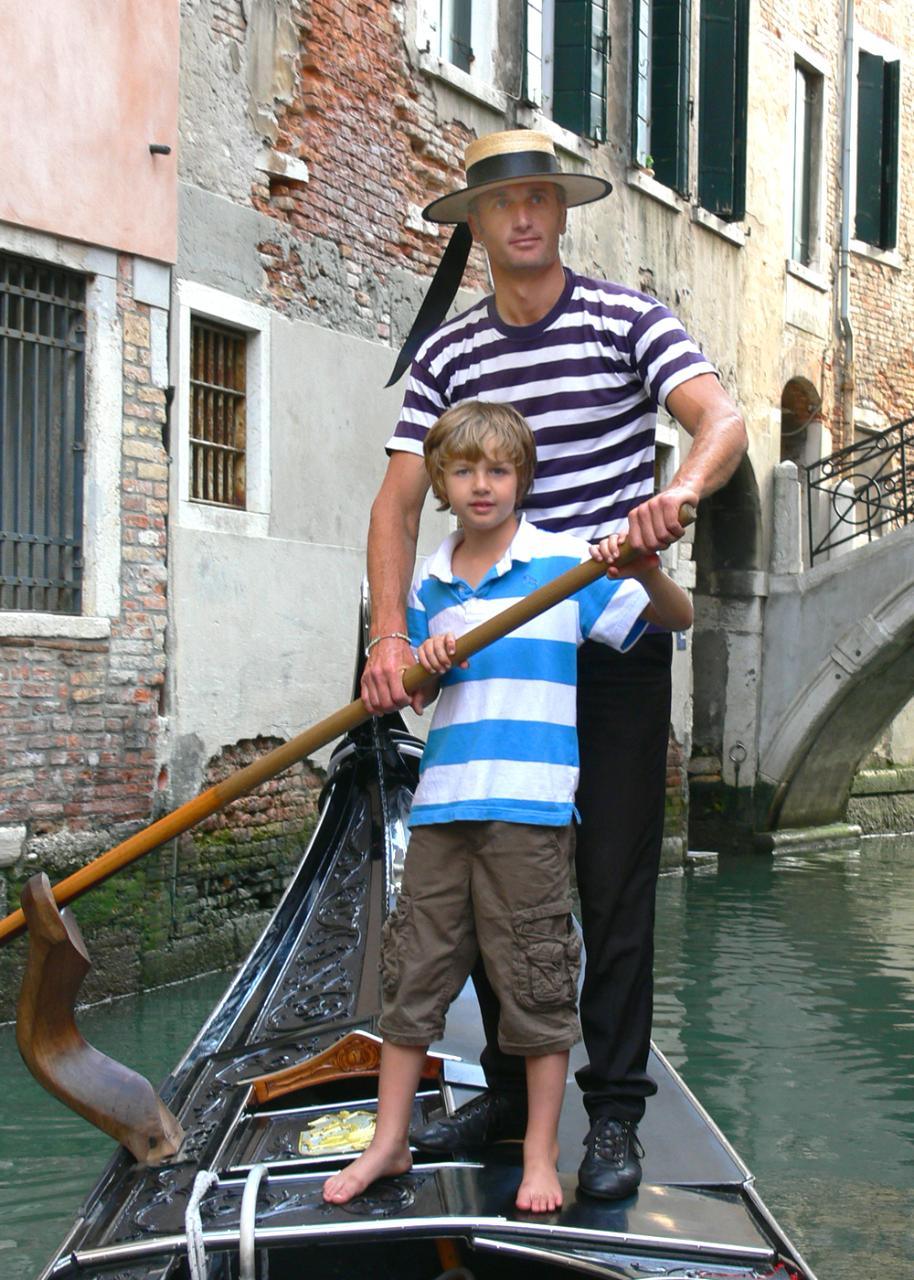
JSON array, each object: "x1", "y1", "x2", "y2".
[
  {"x1": 421, "y1": 719, "x2": 579, "y2": 770},
  {"x1": 440, "y1": 637, "x2": 578, "y2": 686}
]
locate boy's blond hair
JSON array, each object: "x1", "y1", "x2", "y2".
[{"x1": 423, "y1": 401, "x2": 537, "y2": 512}]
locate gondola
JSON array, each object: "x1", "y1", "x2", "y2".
[{"x1": 13, "y1": 587, "x2": 818, "y2": 1280}]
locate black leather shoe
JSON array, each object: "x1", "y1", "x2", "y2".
[
  {"x1": 577, "y1": 1117, "x2": 644, "y2": 1199},
  {"x1": 411, "y1": 1090, "x2": 527, "y2": 1152}
]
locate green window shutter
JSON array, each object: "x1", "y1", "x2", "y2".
[
  {"x1": 880, "y1": 58, "x2": 900, "y2": 249},
  {"x1": 553, "y1": 0, "x2": 608, "y2": 141},
  {"x1": 855, "y1": 51, "x2": 885, "y2": 244},
  {"x1": 631, "y1": 0, "x2": 651, "y2": 165},
  {"x1": 854, "y1": 52, "x2": 899, "y2": 249},
  {"x1": 450, "y1": 0, "x2": 472, "y2": 72},
  {"x1": 651, "y1": 0, "x2": 690, "y2": 193},
  {"x1": 698, "y1": 0, "x2": 748, "y2": 220}
]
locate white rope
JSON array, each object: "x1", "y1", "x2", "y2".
[
  {"x1": 239, "y1": 1164, "x2": 269, "y2": 1280},
  {"x1": 185, "y1": 1168, "x2": 220, "y2": 1280}
]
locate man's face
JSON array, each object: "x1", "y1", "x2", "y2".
[{"x1": 467, "y1": 182, "x2": 567, "y2": 276}]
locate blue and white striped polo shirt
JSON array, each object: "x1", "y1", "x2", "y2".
[
  {"x1": 406, "y1": 517, "x2": 649, "y2": 828},
  {"x1": 387, "y1": 269, "x2": 716, "y2": 540}
]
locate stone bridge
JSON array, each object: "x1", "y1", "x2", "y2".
[
  {"x1": 689, "y1": 458, "x2": 914, "y2": 842},
  {"x1": 758, "y1": 520, "x2": 914, "y2": 828}
]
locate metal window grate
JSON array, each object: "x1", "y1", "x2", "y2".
[
  {"x1": 0, "y1": 250, "x2": 86, "y2": 614},
  {"x1": 190, "y1": 318, "x2": 247, "y2": 508}
]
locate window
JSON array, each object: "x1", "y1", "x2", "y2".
[
  {"x1": 0, "y1": 251, "x2": 86, "y2": 614},
  {"x1": 423, "y1": 0, "x2": 498, "y2": 85},
  {"x1": 525, "y1": 0, "x2": 609, "y2": 141},
  {"x1": 791, "y1": 60, "x2": 824, "y2": 267},
  {"x1": 697, "y1": 0, "x2": 749, "y2": 221},
  {"x1": 175, "y1": 282, "x2": 270, "y2": 536},
  {"x1": 855, "y1": 49, "x2": 900, "y2": 250},
  {"x1": 189, "y1": 318, "x2": 247, "y2": 509},
  {"x1": 441, "y1": 0, "x2": 472, "y2": 72},
  {"x1": 631, "y1": 0, "x2": 691, "y2": 193}
]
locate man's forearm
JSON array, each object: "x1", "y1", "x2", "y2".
[
  {"x1": 665, "y1": 374, "x2": 748, "y2": 501},
  {"x1": 671, "y1": 407, "x2": 747, "y2": 500},
  {"x1": 366, "y1": 489, "x2": 421, "y2": 637}
]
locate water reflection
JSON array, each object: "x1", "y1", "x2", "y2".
[
  {"x1": 653, "y1": 833, "x2": 914, "y2": 1279},
  {"x1": 0, "y1": 971, "x2": 230, "y2": 1280}
]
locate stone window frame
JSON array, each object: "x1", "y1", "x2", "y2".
[
  {"x1": 0, "y1": 223, "x2": 128, "y2": 641},
  {"x1": 173, "y1": 281, "x2": 271, "y2": 539}
]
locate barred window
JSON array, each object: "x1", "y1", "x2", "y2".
[
  {"x1": 189, "y1": 317, "x2": 247, "y2": 508},
  {"x1": 0, "y1": 251, "x2": 86, "y2": 614}
]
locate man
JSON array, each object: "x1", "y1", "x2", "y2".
[{"x1": 362, "y1": 130, "x2": 747, "y2": 1199}]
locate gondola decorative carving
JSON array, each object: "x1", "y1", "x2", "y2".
[
  {"x1": 249, "y1": 1029, "x2": 443, "y2": 1105},
  {"x1": 16, "y1": 873, "x2": 184, "y2": 1165}
]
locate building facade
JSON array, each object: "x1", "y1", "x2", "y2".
[{"x1": 1, "y1": 0, "x2": 912, "y2": 1001}]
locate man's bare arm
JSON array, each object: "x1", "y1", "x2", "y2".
[
  {"x1": 362, "y1": 451, "x2": 431, "y2": 715},
  {"x1": 625, "y1": 373, "x2": 748, "y2": 553}
]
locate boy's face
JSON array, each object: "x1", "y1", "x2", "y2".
[{"x1": 442, "y1": 439, "x2": 519, "y2": 535}]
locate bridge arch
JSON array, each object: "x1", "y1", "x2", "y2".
[{"x1": 758, "y1": 524, "x2": 914, "y2": 829}]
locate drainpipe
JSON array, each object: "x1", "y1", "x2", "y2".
[{"x1": 838, "y1": 0, "x2": 855, "y2": 441}]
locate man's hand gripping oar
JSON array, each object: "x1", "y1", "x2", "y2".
[{"x1": 0, "y1": 504, "x2": 695, "y2": 947}]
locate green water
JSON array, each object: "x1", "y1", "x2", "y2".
[{"x1": 2, "y1": 835, "x2": 914, "y2": 1278}]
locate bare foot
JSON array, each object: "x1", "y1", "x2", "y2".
[
  {"x1": 515, "y1": 1153, "x2": 563, "y2": 1214},
  {"x1": 322, "y1": 1139, "x2": 413, "y2": 1204}
]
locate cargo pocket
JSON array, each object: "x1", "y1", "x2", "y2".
[
  {"x1": 512, "y1": 899, "x2": 581, "y2": 1010},
  {"x1": 379, "y1": 893, "x2": 412, "y2": 996}
]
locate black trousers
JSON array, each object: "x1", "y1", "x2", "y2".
[{"x1": 476, "y1": 631, "x2": 673, "y2": 1124}]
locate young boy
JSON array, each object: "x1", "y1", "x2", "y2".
[{"x1": 323, "y1": 402, "x2": 692, "y2": 1214}]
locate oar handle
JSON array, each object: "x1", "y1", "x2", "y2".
[{"x1": 0, "y1": 504, "x2": 695, "y2": 946}]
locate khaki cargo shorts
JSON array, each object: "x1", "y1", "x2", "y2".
[{"x1": 378, "y1": 820, "x2": 581, "y2": 1056}]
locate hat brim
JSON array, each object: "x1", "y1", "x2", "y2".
[{"x1": 423, "y1": 172, "x2": 612, "y2": 224}]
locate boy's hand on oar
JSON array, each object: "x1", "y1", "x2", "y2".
[
  {"x1": 417, "y1": 632, "x2": 469, "y2": 675},
  {"x1": 589, "y1": 535, "x2": 660, "y2": 580}
]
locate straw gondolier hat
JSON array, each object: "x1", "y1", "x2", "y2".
[{"x1": 387, "y1": 130, "x2": 612, "y2": 385}]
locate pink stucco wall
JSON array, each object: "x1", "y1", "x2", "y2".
[{"x1": 0, "y1": 0, "x2": 179, "y2": 263}]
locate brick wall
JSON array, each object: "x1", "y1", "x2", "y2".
[
  {"x1": 250, "y1": 0, "x2": 490, "y2": 339},
  {"x1": 0, "y1": 258, "x2": 167, "y2": 836},
  {"x1": 0, "y1": 736, "x2": 323, "y2": 1018},
  {"x1": 847, "y1": 1, "x2": 914, "y2": 429}
]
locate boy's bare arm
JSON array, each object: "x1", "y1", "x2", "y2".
[
  {"x1": 589, "y1": 536, "x2": 693, "y2": 632},
  {"x1": 362, "y1": 453, "x2": 431, "y2": 715},
  {"x1": 635, "y1": 566, "x2": 693, "y2": 631}
]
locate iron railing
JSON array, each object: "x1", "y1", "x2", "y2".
[
  {"x1": 805, "y1": 414, "x2": 914, "y2": 563},
  {"x1": 0, "y1": 251, "x2": 86, "y2": 613}
]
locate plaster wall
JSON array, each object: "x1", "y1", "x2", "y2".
[
  {"x1": 168, "y1": 188, "x2": 450, "y2": 788},
  {"x1": 0, "y1": 0, "x2": 178, "y2": 263}
]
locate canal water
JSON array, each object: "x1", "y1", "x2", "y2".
[{"x1": 2, "y1": 833, "x2": 913, "y2": 1279}]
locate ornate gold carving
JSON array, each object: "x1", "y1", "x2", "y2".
[{"x1": 250, "y1": 1030, "x2": 442, "y2": 1105}]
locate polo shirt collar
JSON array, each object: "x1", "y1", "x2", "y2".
[{"x1": 426, "y1": 514, "x2": 536, "y2": 584}]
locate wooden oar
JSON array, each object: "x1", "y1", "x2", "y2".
[{"x1": 0, "y1": 506, "x2": 694, "y2": 946}]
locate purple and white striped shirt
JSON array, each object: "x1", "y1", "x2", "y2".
[{"x1": 387, "y1": 268, "x2": 717, "y2": 540}]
